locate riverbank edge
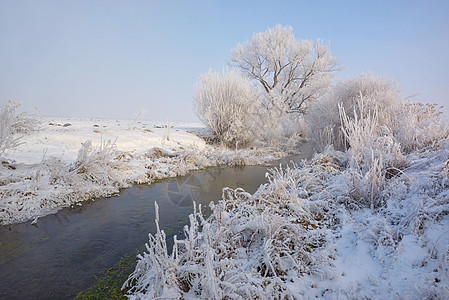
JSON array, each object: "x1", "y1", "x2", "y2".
[{"x1": 0, "y1": 138, "x2": 305, "y2": 226}]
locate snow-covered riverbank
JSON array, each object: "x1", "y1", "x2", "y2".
[
  {"x1": 2, "y1": 111, "x2": 448, "y2": 299},
  {"x1": 125, "y1": 141, "x2": 449, "y2": 299},
  {"x1": 0, "y1": 117, "x2": 292, "y2": 225},
  {"x1": 123, "y1": 96, "x2": 449, "y2": 299}
]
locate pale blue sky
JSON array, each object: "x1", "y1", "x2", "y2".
[{"x1": 1, "y1": 0, "x2": 448, "y2": 121}]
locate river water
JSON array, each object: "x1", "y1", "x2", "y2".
[{"x1": 0, "y1": 143, "x2": 315, "y2": 299}]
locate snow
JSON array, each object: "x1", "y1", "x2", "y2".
[
  {"x1": 0, "y1": 117, "x2": 292, "y2": 226},
  {"x1": 8, "y1": 117, "x2": 207, "y2": 164},
  {"x1": 2, "y1": 110, "x2": 449, "y2": 299},
  {"x1": 124, "y1": 139, "x2": 449, "y2": 299}
]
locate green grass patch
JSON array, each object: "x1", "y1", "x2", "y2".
[{"x1": 73, "y1": 249, "x2": 141, "y2": 300}]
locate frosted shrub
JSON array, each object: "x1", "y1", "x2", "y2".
[
  {"x1": 307, "y1": 73, "x2": 447, "y2": 209},
  {"x1": 254, "y1": 94, "x2": 306, "y2": 146},
  {"x1": 0, "y1": 101, "x2": 24, "y2": 157},
  {"x1": 0, "y1": 100, "x2": 41, "y2": 157},
  {"x1": 307, "y1": 74, "x2": 402, "y2": 150},
  {"x1": 306, "y1": 96, "x2": 344, "y2": 150},
  {"x1": 11, "y1": 113, "x2": 40, "y2": 134},
  {"x1": 339, "y1": 99, "x2": 406, "y2": 208},
  {"x1": 193, "y1": 69, "x2": 260, "y2": 149},
  {"x1": 68, "y1": 139, "x2": 126, "y2": 186},
  {"x1": 388, "y1": 101, "x2": 449, "y2": 153}
]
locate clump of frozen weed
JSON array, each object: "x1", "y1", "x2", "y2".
[
  {"x1": 144, "y1": 147, "x2": 175, "y2": 160},
  {"x1": 69, "y1": 140, "x2": 124, "y2": 184},
  {"x1": 360, "y1": 217, "x2": 398, "y2": 258},
  {"x1": 338, "y1": 98, "x2": 406, "y2": 208}
]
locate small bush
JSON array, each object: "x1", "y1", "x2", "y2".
[
  {"x1": 193, "y1": 69, "x2": 260, "y2": 149},
  {"x1": 0, "y1": 101, "x2": 24, "y2": 157},
  {"x1": 306, "y1": 73, "x2": 402, "y2": 151},
  {"x1": 388, "y1": 101, "x2": 448, "y2": 153},
  {"x1": 0, "y1": 100, "x2": 40, "y2": 157}
]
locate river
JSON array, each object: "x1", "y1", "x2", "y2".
[{"x1": 0, "y1": 143, "x2": 315, "y2": 299}]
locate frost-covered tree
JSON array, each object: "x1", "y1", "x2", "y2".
[
  {"x1": 193, "y1": 69, "x2": 260, "y2": 148},
  {"x1": 231, "y1": 24, "x2": 339, "y2": 115}
]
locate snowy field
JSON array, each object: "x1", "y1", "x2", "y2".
[
  {"x1": 0, "y1": 117, "x2": 290, "y2": 226},
  {"x1": 7, "y1": 117, "x2": 208, "y2": 164}
]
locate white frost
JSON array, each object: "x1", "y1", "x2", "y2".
[{"x1": 0, "y1": 117, "x2": 292, "y2": 225}]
